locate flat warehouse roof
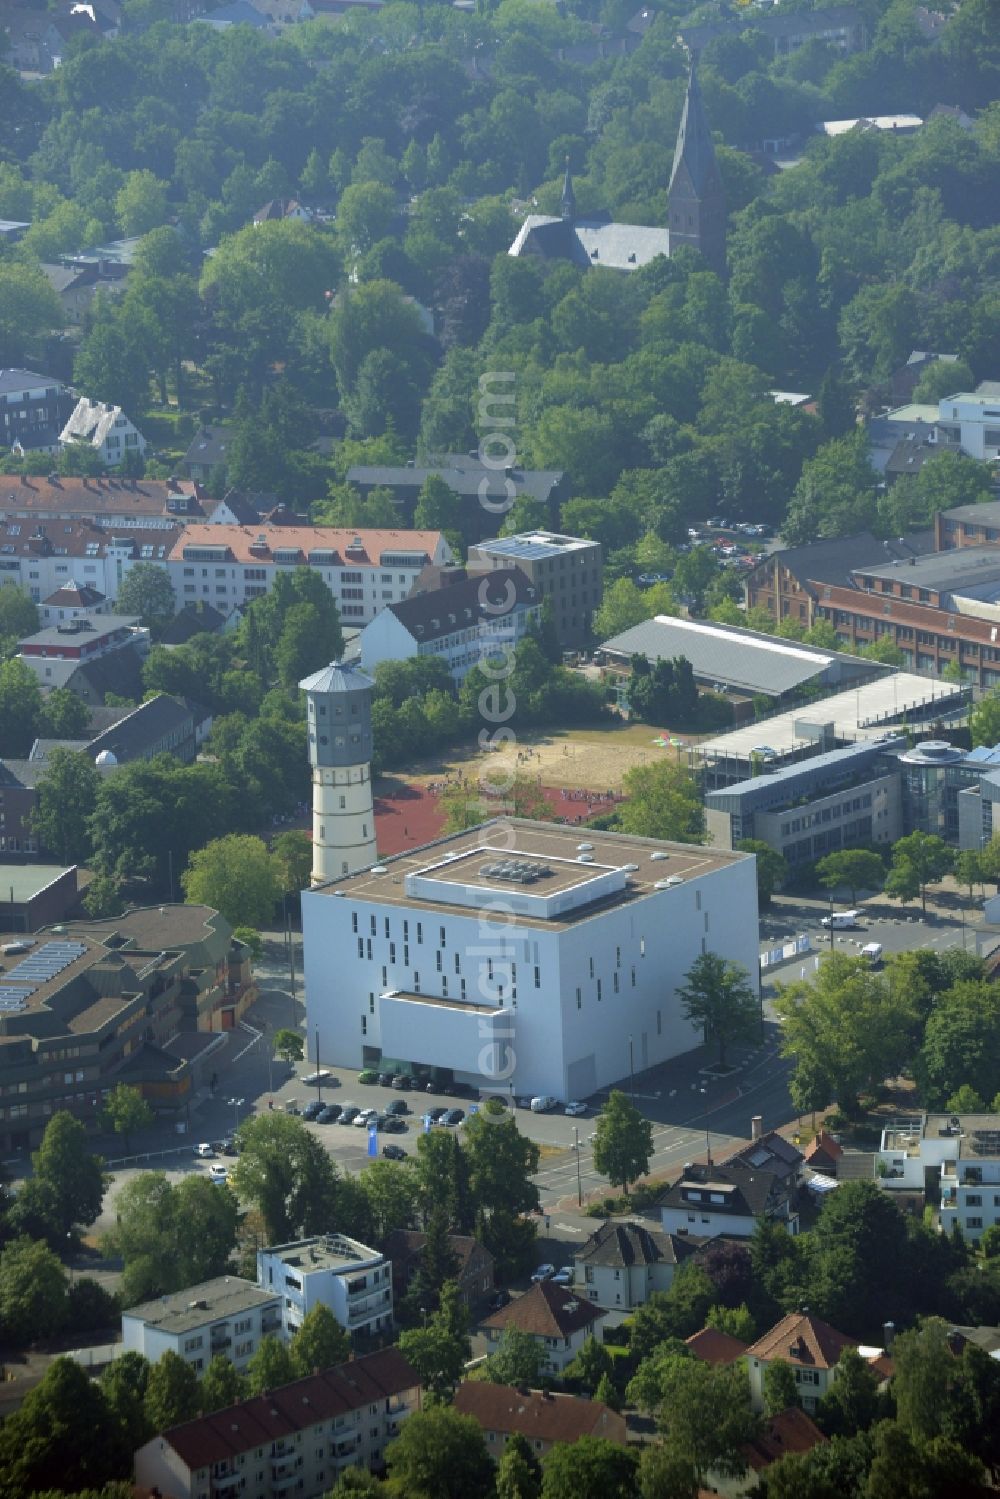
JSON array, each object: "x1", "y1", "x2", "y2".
[
  {"x1": 1, "y1": 865, "x2": 75, "y2": 902},
  {"x1": 694, "y1": 673, "x2": 963, "y2": 764}
]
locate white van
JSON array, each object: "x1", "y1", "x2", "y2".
[
  {"x1": 861, "y1": 942, "x2": 883, "y2": 966},
  {"x1": 821, "y1": 910, "x2": 862, "y2": 930},
  {"x1": 530, "y1": 1096, "x2": 559, "y2": 1113}
]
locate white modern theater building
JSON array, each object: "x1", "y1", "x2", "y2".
[{"x1": 301, "y1": 820, "x2": 760, "y2": 1101}]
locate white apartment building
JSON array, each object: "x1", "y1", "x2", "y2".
[
  {"x1": 166, "y1": 525, "x2": 453, "y2": 623},
  {"x1": 133, "y1": 1348, "x2": 421, "y2": 1499},
  {"x1": 59, "y1": 397, "x2": 147, "y2": 468},
  {"x1": 574, "y1": 1221, "x2": 701, "y2": 1309},
  {"x1": 936, "y1": 386, "x2": 1000, "y2": 460},
  {"x1": 301, "y1": 819, "x2": 760, "y2": 1102},
  {"x1": 0, "y1": 517, "x2": 181, "y2": 605},
  {"x1": 257, "y1": 1235, "x2": 393, "y2": 1341},
  {"x1": 121, "y1": 1277, "x2": 283, "y2": 1373},
  {"x1": 880, "y1": 1113, "x2": 1000, "y2": 1245},
  {"x1": 358, "y1": 566, "x2": 541, "y2": 682}
]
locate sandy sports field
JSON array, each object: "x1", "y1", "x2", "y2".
[{"x1": 407, "y1": 722, "x2": 696, "y2": 795}]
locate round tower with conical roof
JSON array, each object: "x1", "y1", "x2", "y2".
[{"x1": 299, "y1": 660, "x2": 377, "y2": 885}]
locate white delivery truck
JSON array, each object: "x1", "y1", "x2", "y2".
[
  {"x1": 821, "y1": 910, "x2": 862, "y2": 930},
  {"x1": 861, "y1": 942, "x2": 883, "y2": 966}
]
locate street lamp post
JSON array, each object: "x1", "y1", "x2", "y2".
[
  {"x1": 314, "y1": 1026, "x2": 323, "y2": 1104},
  {"x1": 699, "y1": 1084, "x2": 711, "y2": 1168},
  {"x1": 628, "y1": 1034, "x2": 635, "y2": 1106},
  {"x1": 228, "y1": 1096, "x2": 245, "y2": 1137},
  {"x1": 573, "y1": 1124, "x2": 582, "y2": 1208}
]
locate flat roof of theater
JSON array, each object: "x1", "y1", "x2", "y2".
[{"x1": 313, "y1": 819, "x2": 747, "y2": 926}]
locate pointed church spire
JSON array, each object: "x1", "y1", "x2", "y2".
[
  {"x1": 667, "y1": 59, "x2": 727, "y2": 275},
  {"x1": 561, "y1": 157, "x2": 576, "y2": 222}
]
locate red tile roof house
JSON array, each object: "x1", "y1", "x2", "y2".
[
  {"x1": 481, "y1": 1281, "x2": 608, "y2": 1376},
  {"x1": 133, "y1": 1348, "x2": 420, "y2": 1499},
  {"x1": 454, "y1": 1382, "x2": 626, "y2": 1460},
  {"x1": 804, "y1": 1130, "x2": 844, "y2": 1176},
  {"x1": 685, "y1": 1326, "x2": 750, "y2": 1366},
  {"x1": 745, "y1": 1312, "x2": 856, "y2": 1414}
]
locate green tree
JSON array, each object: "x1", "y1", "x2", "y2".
[
  {"x1": 230, "y1": 1113, "x2": 339, "y2": 1243},
  {"x1": 591, "y1": 1089, "x2": 654, "y2": 1193},
  {"x1": 885, "y1": 831, "x2": 954, "y2": 915},
  {"x1": 0, "y1": 656, "x2": 43, "y2": 756},
  {"x1": 816, "y1": 1347, "x2": 882, "y2": 1437},
  {"x1": 969, "y1": 690, "x2": 1000, "y2": 748},
  {"x1": 397, "y1": 1280, "x2": 470, "y2": 1399},
  {"x1": 246, "y1": 1334, "x2": 296, "y2": 1395},
  {"x1": 565, "y1": 1335, "x2": 613, "y2": 1394},
  {"x1": 496, "y1": 1431, "x2": 543, "y2": 1499},
  {"x1": 32, "y1": 749, "x2": 100, "y2": 864},
  {"x1": 485, "y1": 1326, "x2": 547, "y2": 1387},
  {"x1": 403, "y1": 1201, "x2": 460, "y2": 1320},
  {"x1": 33, "y1": 1110, "x2": 106, "y2": 1239},
  {"x1": 0, "y1": 1236, "x2": 68, "y2": 1344},
  {"x1": 181, "y1": 834, "x2": 281, "y2": 928},
  {"x1": 105, "y1": 1171, "x2": 239, "y2": 1304},
  {"x1": 705, "y1": 1302, "x2": 756, "y2": 1342},
  {"x1": 764, "y1": 1358, "x2": 801, "y2": 1416},
  {"x1": 115, "y1": 171, "x2": 169, "y2": 237},
  {"x1": 655, "y1": 1357, "x2": 760, "y2": 1482},
  {"x1": 540, "y1": 1436, "x2": 639, "y2": 1499},
  {"x1": 199, "y1": 1355, "x2": 248, "y2": 1413},
  {"x1": 359, "y1": 1158, "x2": 420, "y2": 1242},
  {"x1": 810, "y1": 1181, "x2": 911, "y2": 1340},
  {"x1": 593, "y1": 578, "x2": 653, "y2": 640},
  {"x1": 101, "y1": 1351, "x2": 153, "y2": 1452},
  {"x1": 914, "y1": 981, "x2": 1000, "y2": 1110},
  {"x1": 677, "y1": 952, "x2": 759, "y2": 1069},
  {"x1": 271, "y1": 830, "x2": 312, "y2": 896},
  {"x1": 291, "y1": 1303, "x2": 351, "y2": 1376},
  {"x1": 774, "y1": 954, "x2": 912, "y2": 1118},
  {"x1": 0, "y1": 1357, "x2": 128, "y2": 1496},
  {"x1": 115, "y1": 565, "x2": 176, "y2": 629},
  {"x1": 736, "y1": 839, "x2": 788, "y2": 906},
  {"x1": 618, "y1": 760, "x2": 706, "y2": 843},
  {"x1": 272, "y1": 1028, "x2": 304, "y2": 1063},
  {"x1": 859, "y1": 636, "x2": 905, "y2": 666},
  {"x1": 38, "y1": 687, "x2": 90, "y2": 740},
  {"x1": 816, "y1": 849, "x2": 885, "y2": 904},
  {"x1": 144, "y1": 1349, "x2": 201, "y2": 1430},
  {"x1": 0, "y1": 262, "x2": 62, "y2": 363},
  {"x1": 385, "y1": 1403, "x2": 494, "y2": 1499},
  {"x1": 101, "y1": 1084, "x2": 154, "y2": 1152},
  {"x1": 638, "y1": 1442, "x2": 699, "y2": 1499},
  {"x1": 0, "y1": 584, "x2": 38, "y2": 645},
  {"x1": 413, "y1": 473, "x2": 462, "y2": 533}
]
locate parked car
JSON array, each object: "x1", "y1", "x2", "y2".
[
  {"x1": 382, "y1": 1145, "x2": 407, "y2": 1161},
  {"x1": 377, "y1": 1071, "x2": 395, "y2": 1086},
  {"x1": 488, "y1": 1288, "x2": 511, "y2": 1312},
  {"x1": 382, "y1": 1116, "x2": 407, "y2": 1133},
  {"x1": 317, "y1": 1104, "x2": 342, "y2": 1123},
  {"x1": 302, "y1": 1100, "x2": 324, "y2": 1121},
  {"x1": 221, "y1": 1137, "x2": 239, "y2": 1156},
  {"x1": 442, "y1": 1108, "x2": 465, "y2": 1126},
  {"x1": 208, "y1": 1164, "x2": 229, "y2": 1184},
  {"x1": 353, "y1": 1107, "x2": 378, "y2": 1127},
  {"x1": 284, "y1": 1100, "x2": 302, "y2": 1116},
  {"x1": 564, "y1": 1101, "x2": 588, "y2": 1117},
  {"x1": 303, "y1": 1070, "x2": 334, "y2": 1086},
  {"x1": 551, "y1": 1266, "x2": 575, "y2": 1286},
  {"x1": 194, "y1": 1142, "x2": 215, "y2": 1159},
  {"x1": 427, "y1": 1107, "x2": 449, "y2": 1123},
  {"x1": 358, "y1": 1070, "x2": 378, "y2": 1084},
  {"x1": 339, "y1": 1106, "x2": 360, "y2": 1125},
  {"x1": 392, "y1": 1074, "x2": 414, "y2": 1090},
  {"x1": 531, "y1": 1264, "x2": 556, "y2": 1283},
  {"x1": 530, "y1": 1096, "x2": 560, "y2": 1113},
  {"x1": 385, "y1": 1099, "x2": 409, "y2": 1116}
]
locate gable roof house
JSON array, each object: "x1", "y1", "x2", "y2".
[
  {"x1": 745, "y1": 1312, "x2": 856, "y2": 1413},
  {"x1": 574, "y1": 1220, "x2": 703, "y2": 1309},
  {"x1": 59, "y1": 398, "x2": 147, "y2": 468},
  {"x1": 481, "y1": 1281, "x2": 608, "y2": 1374},
  {"x1": 685, "y1": 1325, "x2": 750, "y2": 1366},
  {"x1": 721, "y1": 1126, "x2": 805, "y2": 1187},
  {"x1": 454, "y1": 1383, "x2": 626, "y2": 1458},
  {"x1": 181, "y1": 424, "x2": 234, "y2": 481},
  {"x1": 658, "y1": 1158, "x2": 800, "y2": 1240}
]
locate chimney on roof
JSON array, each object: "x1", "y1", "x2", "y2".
[
  {"x1": 751, "y1": 1115, "x2": 763, "y2": 1141},
  {"x1": 883, "y1": 1321, "x2": 895, "y2": 1350}
]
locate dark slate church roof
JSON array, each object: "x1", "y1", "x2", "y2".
[
  {"x1": 668, "y1": 63, "x2": 723, "y2": 203},
  {"x1": 508, "y1": 215, "x2": 670, "y2": 270}
]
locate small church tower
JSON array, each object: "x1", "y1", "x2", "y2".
[
  {"x1": 300, "y1": 661, "x2": 377, "y2": 885},
  {"x1": 667, "y1": 62, "x2": 727, "y2": 276},
  {"x1": 560, "y1": 159, "x2": 576, "y2": 223}
]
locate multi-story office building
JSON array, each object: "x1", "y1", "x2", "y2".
[
  {"x1": 166, "y1": 525, "x2": 453, "y2": 623},
  {"x1": 134, "y1": 1348, "x2": 421, "y2": 1499},
  {"x1": 122, "y1": 1277, "x2": 283, "y2": 1372},
  {"x1": 0, "y1": 369, "x2": 75, "y2": 453},
  {"x1": 466, "y1": 531, "x2": 602, "y2": 649},
  {"x1": 0, "y1": 905, "x2": 253, "y2": 1152},
  {"x1": 302, "y1": 819, "x2": 759, "y2": 1102},
  {"x1": 0, "y1": 517, "x2": 183, "y2": 605},
  {"x1": 257, "y1": 1236, "x2": 393, "y2": 1342},
  {"x1": 16, "y1": 614, "x2": 149, "y2": 690}
]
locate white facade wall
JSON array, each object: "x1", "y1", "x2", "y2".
[
  {"x1": 121, "y1": 1294, "x2": 282, "y2": 1373},
  {"x1": 659, "y1": 1203, "x2": 757, "y2": 1239},
  {"x1": 256, "y1": 1244, "x2": 393, "y2": 1339},
  {"x1": 302, "y1": 856, "x2": 759, "y2": 1101},
  {"x1": 940, "y1": 1158, "x2": 1000, "y2": 1245},
  {"x1": 877, "y1": 1132, "x2": 956, "y2": 1190},
  {"x1": 747, "y1": 1354, "x2": 836, "y2": 1414},
  {"x1": 578, "y1": 1259, "x2": 677, "y2": 1309},
  {"x1": 0, "y1": 545, "x2": 161, "y2": 605},
  {"x1": 358, "y1": 609, "x2": 417, "y2": 673},
  {"x1": 484, "y1": 1317, "x2": 604, "y2": 1375},
  {"x1": 168, "y1": 542, "x2": 453, "y2": 624},
  {"x1": 937, "y1": 394, "x2": 1000, "y2": 460}
]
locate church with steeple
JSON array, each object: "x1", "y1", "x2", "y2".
[{"x1": 509, "y1": 63, "x2": 726, "y2": 275}]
